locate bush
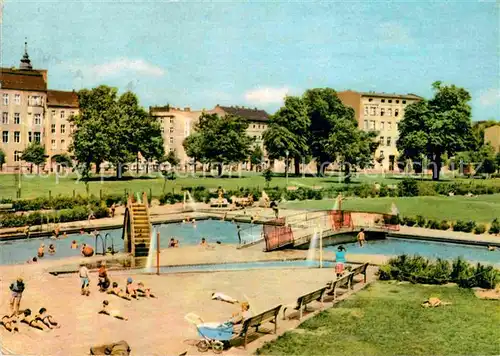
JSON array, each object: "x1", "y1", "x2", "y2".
[
  {"x1": 438, "y1": 220, "x2": 450, "y2": 230},
  {"x1": 415, "y1": 215, "x2": 426, "y2": 227},
  {"x1": 474, "y1": 224, "x2": 487, "y2": 235},
  {"x1": 159, "y1": 192, "x2": 184, "y2": 205},
  {"x1": 453, "y1": 220, "x2": 476, "y2": 233},
  {"x1": 426, "y1": 219, "x2": 440, "y2": 230},
  {"x1": 11, "y1": 195, "x2": 114, "y2": 211},
  {"x1": 489, "y1": 218, "x2": 500, "y2": 234},
  {"x1": 417, "y1": 182, "x2": 438, "y2": 196},
  {"x1": 397, "y1": 178, "x2": 419, "y2": 197}
]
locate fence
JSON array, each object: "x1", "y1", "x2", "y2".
[{"x1": 263, "y1": 219, "x2": 294, "y2": 251}]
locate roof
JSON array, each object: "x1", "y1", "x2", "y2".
[
  {"x1": 0, "y1": 68, "x2": 47, "y2": 91},
  {"x1": 217, "y1": 105, "x2": 270, "y2": 122},
  {"x1": 47, "y1": 90, "x2": 79, "y2": 108},
  {"x1": 359, "y1": 91, "x2": 423, "y2": 100}
]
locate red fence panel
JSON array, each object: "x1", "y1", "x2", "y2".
[
  {"x1": 263, "y1": 224, "x2": 294, "y2": 251},
  {"x1": 329, "y1": 210, "x2": 353, "y2": 230}
]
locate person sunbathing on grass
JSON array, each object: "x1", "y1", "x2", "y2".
[
  {"x1": 125, "y1": 278, "x2": 138, "y2": 299},
  {"x1": 99, "y1": 300, "x2": 128, "y2": 320},
  {"x1": 35, "y1": 308, "x2": 60, "y2": 329},
  {"x1": 1, "y1": 314, "x2": 19, "y2": 332},
  {"x1": 137, "y1": 282, "x2": 157, "y2": 298},
  {"x1": 107, "y1": 282, "x2": 131, "y2": 301},
  {"x1": 421, "y1": 297, "x2": 452, "y2": 308},
  {"x1": 20, "y1": 309, "x2": 47, "y2": 330}
]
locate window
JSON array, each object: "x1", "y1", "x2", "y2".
[
  {"x1": 388, "y1": 121, "x2": 392, "y2": 130},
  {"x1": 370, "y1": 107, "x2": 376, "y2": 115},
  {"x1": 1, "y1": 112, "x2": 7, "y2": 124},
  {"x1": 169, "y1": 117, "x2": 174, "y2": 124},
  {"x1": 60, "y1": 111, "x2": 65, "y2": 119},
  {"x1": 364, "y1": 120, "x2": 368, "y2": 130},
  {"x1": 380, "y1": 108, "x2": 385, "y2": 116},
  {"x1": 160, "y1": 127, "x2": 165, "y2": 134},
  {"x1": 169, "y1": 127, "x2": 174, "y2": 134},
  {"x1": 387, "y1": 108, "x2": 392, "y2": 117},
  {"x1": 52, "y1": 110, "x2": 56, "y2": 117},
  {"x1": 368, "y1": 98, "x2": 373, "y2": 102},
  {"x1": 60, "y1": 124, "x2": 66, "y2": 134},
  {"x1": 402, "y1": 100, "x2": 406, "y2": 104},
  {"x1": 388, "y1": 99, "x2": 392, "y2": 103},
  {"x1": 14, "y1": 94, "x2": 20, "y2": 105},
  {"x1": 2, "y1": 131, "x2": 8, "y2": 143},
  {"x1": 61, "y1": 139, "x2": 65, "y2": 149},
  {"x1": 380, "y1": 136, "x2": 384, "y2": 145},
  {"x1": 28, "y1": 132, "x2": 32, "y2": 142},
  {"x1": 70, "y1": 111, "x2": 75, "y2": 117},
  {"x1": 396, "y1": 122, "x2": 399, "y2": 131},
  {"x1": 70, "y1": 124, "x2": 75, "y2": 133},
  {"x1": 34, "y1": 132, "x2": 41, "y2": 142},
  {"x1": 169, "y1": 148, "x2": 174, "y2": 152},
  {"x1": 380, "y1": 121, "x2": 385, "y2": 130},
  {"x1": 2, "y1": 93, "x2": 8, "y2": 105},
  {"x1": 387, "y1": 137, "x2": 392, "y2": 146},
  {"x1": 169, "y1": 137, "x2": 174, "y2": 144},
  {"x1": 14, "y1": 113, "x2": 20, "y2": 124},
  {"x1": 14, "y1": 131, "x2": 20, "y2": 143},
  {"x1": 369, "y1": 120, "x2": 376, "y2": 130},
  {"x1": 51, "y1": 124, "x2": 56, "y2": 133},
  {"x1": 14, "y1": 151, "x2": 22, "y2": 162},
  {"x1": 253, "y1": 124, "x2": 256, "y2": 129},
  {"x1": 394, "y1": 109, "x2": 399, "y2": 117},
  {"x1": 396, "y1": 100, "x2": 399, "y2": 104},
  {"x1": 381, "y1": 99, "x2": 385, "y2": 103},
  {"x1": 34, "y1": 113, "x2": 41, "y2": 125},
  {"x1": 51, "y1": 139, "x2": 56, "y2": 149},
  {"x1": 29, "y1": 96, "x2": 42, "y2": 106},
  {"x1": 364, "y1": 106, "x2": 369, "y2": 115}
]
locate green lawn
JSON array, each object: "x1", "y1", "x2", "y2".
[
  {"x1": 257, "y1": 282, "x2": 500, "y2": 356},
  {"x1": 283, "y1": 194, "x2": 500, "y2": 223},
  {"x1": 1, "y1": 171, "x2": 500, "y2": 201}
]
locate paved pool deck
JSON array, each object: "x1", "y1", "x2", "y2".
[{"x1": 0, "y1": 245, "x2": 377, "y2": 356}]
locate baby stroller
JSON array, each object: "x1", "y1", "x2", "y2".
[{"x1": 185, "y1": 313, "x2": 233, "y2": 354}]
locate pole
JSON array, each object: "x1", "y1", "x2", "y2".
[
  {"x1": 319, "y1": 226, "x2": 323, "y2": 268},
  {"x1": 156, "y1": 231, "x2": 160, "y2": 276}
]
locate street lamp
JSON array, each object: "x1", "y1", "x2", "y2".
[{"x1": 285, "y1": 149, "x2": 289, "y2": 186}]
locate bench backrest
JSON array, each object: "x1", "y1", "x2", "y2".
[
  {"x1": 243, "y1": 305, "x2": 282, "y2": 330},
  {"x1": 351, "y1": 263, "x2": 368, "y2": 275},
  {"x1": 332, "y1": 272, "x2": 352, "y2": 288},
  {"x1": 298, "y1": 287, "x2": 327, "y2": 307}
]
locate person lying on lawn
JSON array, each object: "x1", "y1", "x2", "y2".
[
  {"x1": 137, "y1": 282, "x2": 157, "y2": 298},
  {"x1": 1, "y1": 313, "x2": 19, "y2": 332},
  {"x1": 20, "y1": 309, "x2": 47, "y2": 330},
  {"x1": 99, "y1": 300, "x2": 128, "y2": 321},
  {"x1": 107, "y1": 282, "x2": 131, "y2": 301},
  {"x1": 35, "y1": 308, "x2": 60, "y2": 329}
]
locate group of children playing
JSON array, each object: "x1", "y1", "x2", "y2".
[{"x1": 1, "y1": 308, "x2": 60, "y2": 333}]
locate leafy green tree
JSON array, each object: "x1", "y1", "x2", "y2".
[
  {"x1": 263, "y1": 96, "x2": 310, "y2": 175},
  {"x1": 0, "y1": 148, "x2": 5, "y2": 171},
  {"x1": 397, "y1": 81, "x2": 473, "y2": 180},
  {"x1": 183, "y1": 133, "x2": 204, "y2": 173},
  {"x1": 183, "y1": 113, "x2": 253, "y2": 176},
  {"x1": 164, "y1": 150, "x2": 180, "y2": 168},
  {"x1": 474, "y1": 145, "x2": 497, "y2": 175},
  {"x1": 21, "y1": 142, "x2": 46, "y2": 174},
  {"x1": 249, "y1": 145, "x2": 264, "y2": 171},
  {"x1": 52, "y1": 153, "x2": 72, "y2": 166},
  {"x1": 263, "y1": 167, "x2": 273, "y2": 187}
]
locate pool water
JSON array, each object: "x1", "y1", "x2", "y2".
[
  {"x1": 325, "y1": 237, "x2": 500, "y2": 264},
  {"x1": 0, "y1": 220, "x2": 257, "y2": 265},
  {"x1": 154, "y1": 260, "x2": 335, "y2": 273}
]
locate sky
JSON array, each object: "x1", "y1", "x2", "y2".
[{"x1": 1, "y1": 1, "x2": 498, "y2": 120}]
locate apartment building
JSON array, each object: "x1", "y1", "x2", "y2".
[
  {"x1": 0, "y1": 43, "x2": 78, "y2": 172},
  {"x1": 484, "y1": 125, "x2": 500, "y2": 153},
  {"x1": 150, "y1": 104, "x2": 269, "y2": 169},
  {"x1": 337, "y1": 90, "x2": 422, "y2": 170}
]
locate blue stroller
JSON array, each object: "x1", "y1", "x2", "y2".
[{"x1": 185, "y1": 314, "x2": 233, "y2": 353}]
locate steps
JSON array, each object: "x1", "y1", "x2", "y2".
[{"x1": 123, "y1": 193, "x2": 153, "y2": 266}]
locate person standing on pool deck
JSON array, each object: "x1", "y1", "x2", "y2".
[
  {"x1": 237, "y1": 225, "x2": 242, "y2": 244},
  {"x1": 335, "y1": 246, "x2": 347, "y2": 278},
  {"x1": 357, "y1": 229, "x2": 366, "y2": 247},
  {"x1": 79, "y1": 263, "x2": 90, "y2": 296},
  {"x1": 9, "y1": 277, "x2": 25, "y2": 315}
]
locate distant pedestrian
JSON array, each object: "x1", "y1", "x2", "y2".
[
  {"x1": 111, "y1": 203, "x2": 116, "y2": 218},
  {"x1": 9, "y1": 277, "x2": 25, "y2": 315},
  {"x1": 79, "y1": 263, "x2": 90, "y2": 296},
  {"x1": 335, "y1": 246, "x2": 347, "y2": 278},
  {"x1": 357, "y1": 229, "x2": 366, "y2": 247},
  {"x1": 237, "y1": 225, "x2": 242, "y2": 244}
]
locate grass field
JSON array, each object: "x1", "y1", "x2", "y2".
[
  {"x1": 257, "y1": 282, "x2": 500, "y2": 356},
  {"x1": 283, "y1": 194, "x2": 500, "y2": 223},
  {"x1": 1, "y1": 171, "x2": 500, "y2": 201}
]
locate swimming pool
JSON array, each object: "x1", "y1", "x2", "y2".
[
  {"x1": 325, "y1": 237, "x2": 500, "y2": 265},
  {"x1": 0, "y1": 220, "x2": 259, "y2": 265}
]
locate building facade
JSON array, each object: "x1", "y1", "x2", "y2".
[
  {"x1": 337, "y1": 90, "x2": 422, "y2": 170},
  {"x1": 150, "y1": 104, "x2": 269, "y2": 170},
  {"x1": 0, "y1": 44, "x2": 78, "y2": 172},
  {"x1": 484, "y1": 125, "x2": 500, "y2": 153}
]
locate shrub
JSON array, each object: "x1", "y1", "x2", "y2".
[
  {"x1": 383, "y1": 215, "x2": 399, "y2": 225},
  {"x1": 417, "y1": 182, "x2": 438, "y2": 196},
  {"x1": 453, "y1": 220, "x2": 476, "y2": 233},
  {"x1": 378, "y1": 184, "x2": 390, "y2": 197},
  {"x1": 415, "y1": 215, "x2": 426, "y2": 227},
  {"x1": 474, "y1": 224, "x2": 487, "y2": 235},
  {"x1": 472, "y1": 263, "x2": 500, "y2": 289},
  {"x1": 397, "y1": 178, "x2": 419, "y2": 197},
  {"x1": 159, "y1": 192, "x2": 184, "y2": 205},
  {"x1": 425, "y1": 219, "x2": 440, "y2": 230},
  {"x1": 438, "y1": 220, "x2": 450, "y2": 230},
  {"x1": 489, "y1": 218, "x2": 500, "y2": 234}
]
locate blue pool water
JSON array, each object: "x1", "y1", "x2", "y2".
[
  {"x1": 0, "y1": 220, "x2": 257, "y2": 265},
  {"x1": 325, "y1": 237, "x2": 500, "y2": 265},
  {"x1": 154, "y1": 260, "x2": 336, "y2": 273}
]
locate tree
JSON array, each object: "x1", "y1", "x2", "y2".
[
  {"x1": 183, "y1": 133, "x2": 204, "y2": 173},
  {"x1": 21, "y1": 142, "x2": 46, "y2": 174},
  {"x1": 0, "y1": 148, "x2": 5, "y2": 171},
  {"x1": 183, "y1": 113, "x2": 253, "y2": 176},
  {"x1": 249, "y1": 145, "x2": 264, "y2": 171},
  {"x1": 496, "y1": 152, "x2": 500, "y2": 173},
  {"x1": 263, "y1": 96, "x2": 310, "y2": 175},
  {"x1": 164, "y1": 150, "x2": 180, "y2": 168},
  {"x1": 52, "y1": 153, "x2": 72, "y2": 166},
  {"x1": 263, "y1": 167, "x2": 273, "y2": 187},
  {"x1": 397, "y1": 81, "x2": 473, "y2": 180}
]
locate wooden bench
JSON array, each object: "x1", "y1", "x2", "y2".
[
  {"x1": 237, "y1": 305, "x2": 282, "y2": 349},
  {"x1": 326, "y1": 272, "x2": 352, "y2": 301},
  {"x1": 348, "y1": 263, "x2": 369, "y2": 289},
  {"x1": 283, "y1": 287, "x2": 327, "y2": 320}
]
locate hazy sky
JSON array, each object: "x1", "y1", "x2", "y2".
[{"x1": 1, "y1": 1, "x2": 498, "y2": 119}]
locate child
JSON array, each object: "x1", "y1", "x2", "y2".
[
  {"x1": 48, "y1": 244, "x2": 56, "y2": 254},
  {"x1": 137, "y1": 282, "x2": 156, "y2": 298},
  {"x1": 35, "y1": 308, "x2": 60, "y2": 329},
  {"x1": 99, "y1": 300, "x2": 128, "y2": 320},
  {"x1": 20, "y1": 309, "x2": 46, "y2": 330},
  {"x1": 0, "y1": 314, "x2": 19, "y2": 332},
  {"x1": 335, "y1": 246, "x2": 347, "y2": 278}
]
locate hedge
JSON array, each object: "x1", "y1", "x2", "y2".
[
  {"x1": 399, "y1": 215, "x2": 499, "y2": 235},
  {"x1": 377, "y1": 255, "x2": 500, "y2": 289},
  {"x1": 5, "y1": 194, "x2": 123, "y2": 212}
]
